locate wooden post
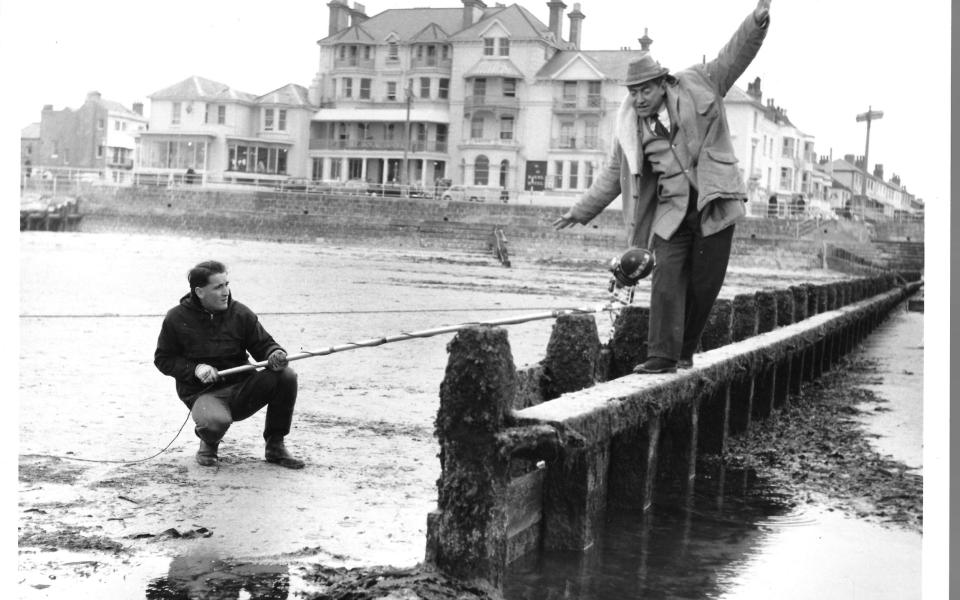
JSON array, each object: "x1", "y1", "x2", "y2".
[
  {"x1": 731, "y1": 294, "x2": 758, "y2": 342},
  {"x1": 608, "y1": 416, "x2": 661, "y2": 511},
  {"x1": 752, "y1": 363, "x2": 776, "y2": 420},
  {"x1": 790, "y1": 285, "x2": 808, "y2": 322},
  {"x1": 701, "y1": 298, "x2": 733, "y2": 351},
  {"x1": 698, "y1": 383, "x2": 730, "y2": 455},
  {"x1": 427, "y1": 325, "x2": 517, "y2": 588},
  {"x1": 775, "y1": 289, "x2": 795, "y2": 327},
  {"x1": 755, "y1": 290, "x2": 778, "y2": 334},
  {"x1": 543, "y1": 443, "x2": 610, "y2": 551},
  {"x1": 542, "y1": 313, "x2": 601, "y2": 400},
  {"x1": 728, "y1": 371, "x2": 754, "y2": 435},
  {"x1": 608, "y1": 306, "x2": 649, "y2": 379}
]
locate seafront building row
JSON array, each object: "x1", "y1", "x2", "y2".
[{"x1": 19, "y1": 0, "x2": 922, "y2": 219}]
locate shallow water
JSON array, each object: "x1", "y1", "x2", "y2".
[{"x1": 504, "y1": 464, "x2": 920, "y2": 600}]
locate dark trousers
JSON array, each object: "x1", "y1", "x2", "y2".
[
  {"x1": 191, "y1": 368, "x2": 298, "y2": 444},
  {"x1": 648, "y1": 196, "x2": 734, "y2": 361}
]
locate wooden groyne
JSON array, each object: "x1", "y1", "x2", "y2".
[
  {"x1": 425, "y1": 272, "x2": 921, "y2": 589},
  {"x1": 20, "y1": 196, "x2": 83, "y2": 232}
]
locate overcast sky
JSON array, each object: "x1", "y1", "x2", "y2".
[{"x1": 1, "y1": 0, "x2": 950, "y2": 205}]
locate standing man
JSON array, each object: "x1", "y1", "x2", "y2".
[
  {"x1": 554, "y1": 0, "x2": 771, "y2": 374},
  {"x1": 155, "y1": 260, "x2": 305, "y2": 469}
]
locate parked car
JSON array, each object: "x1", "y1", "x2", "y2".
[{"x1": 441, "y1": 185, "x2": 493, "y2": 203}]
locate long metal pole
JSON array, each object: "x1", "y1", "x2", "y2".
[{"x1": 217, "y1": 304, "x2": 617, "y2": 377}]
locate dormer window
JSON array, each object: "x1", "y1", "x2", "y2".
[{"x1": 483, "y1": 37, "x2": 510, "y2": 56}]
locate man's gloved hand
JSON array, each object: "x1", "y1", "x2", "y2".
[
  {"x1": 754, "y1": 0, "x2": 771, "y2": 24},
  {"x1": 195, "y1": 363, "x2": 221, "y2": 384},
  {"x1": 267, "y1": 349, "x2": 288, "y2": 371}
]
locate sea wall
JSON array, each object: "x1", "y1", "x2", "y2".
[{"x1": 74, "y1": 187, "x2": 900, "y2": 271}]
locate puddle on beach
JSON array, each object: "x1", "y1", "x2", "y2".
[{"x1": 503, "y1": 463, "x2": 921, "y2": 600}]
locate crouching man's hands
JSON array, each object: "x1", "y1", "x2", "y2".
[
  {"x1": 267, "y1": 349, "x2": 288, "y2": 371},
  {"x1": 195, "y1": 363, "x2": 221, "y2": 384}
]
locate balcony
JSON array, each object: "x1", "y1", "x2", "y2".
[
  {"x1": 552, "y1": 96, "x2": 606, "y2": 114},
  {"x1": 410, "y1": 58, "x2": 453, "y2": 72},
  {"x1": 309, "y1": 138, "x2": 448, "y2": 153},
  {"x1": 333, "y1": 57, "x2": 376, "y2": 70},
  {"x1": 549, "y1": 137, "x2": 607, "y2": 151},
  {"x1": 457, "y1": 137, "x2": 521, "y2": 150},
  {"x1": 464, "y1": 95, "x2": 520, "y2": 112}
]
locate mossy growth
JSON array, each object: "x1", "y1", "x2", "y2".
[
  {"x1": 775, "y1": 289, "x2": 794, "y2": 327},
  {"x1": 701, "y1": 298, "x2": 732, "y2": 351},
  {"x1": 542, "y1": 314, "x2": 601, "y2": 401},
  {"x1": 731, "y1": 294, "x2": 758, "y2": 342},
  {"x1": 608, "y1": 305, "x2": 650, "y2": 378},
  {"x1": 755, "y1": 290, "x2": 778, "y2": 333},
  {"x1": 790, "y1": 285, "x2": 808, "y2": 322}
]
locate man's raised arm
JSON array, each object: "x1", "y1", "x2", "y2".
[{"x1": 703, "y1": 0, "x2": 772, "y2": 97}]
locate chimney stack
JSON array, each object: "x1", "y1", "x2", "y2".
[
  {"x1": 461, "y1": 0, "x2": 486, "y2": 30},
  {"x1": 327, "y1": 0, "x2": 350, "y2": 36},
  {"x1": 567, "y1": 3, "x2": 584, "y2": 49},
  {"x1": 746, "y1": 76, "x2": 762, "y2": 102},
  {"x1": 86, "y1": 91, "x2": 102, "y2": 102},
  {"x1": 349, "y1": 2, "x2": 368, "y2": 27},
  {"x1": 638, "y1": 28, "x2": 653, "y2": 51},
  {"x1": 873, "y1": 163, "x2": 883, "y2": 179},
  {"x1": 132, "y1": 102, "x2": 143, "y2": 115},
  {"x1": 547, "y1": 0, "x2": 566, "y2": 41}
]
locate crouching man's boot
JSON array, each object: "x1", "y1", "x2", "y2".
[
  {"x1": 196, "y1": 440, "x2": 220, "y2": 467},
  {"x1": 265, "y1": 437, "x2": 305, "y2": 469}
]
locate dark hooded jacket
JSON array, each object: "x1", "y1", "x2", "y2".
[{"x1": 154, "y1": 292, "x2": 284, "y2": 404}]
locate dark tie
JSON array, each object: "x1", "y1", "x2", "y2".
[{"x1": 651, "y1": 116, "x2": 669, "y2": 137}]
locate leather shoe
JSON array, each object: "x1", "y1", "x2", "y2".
[
  {"x1": 265, "y1": 437, "x2": 305, "y2": 470},
  {"x1": 678, "y1": 357, "x2": 694, "y2": 369},
  {"x1": 633, "y1": 357, "x2": 677, "y2": 374},
  {"x1": 196, "y1": 440, "x2": 219, "y2": 467}
]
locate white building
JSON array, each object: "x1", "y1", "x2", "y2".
[
  {"x1": 137, "y1": 77, "x2": 315, "y2": 184},
  {"x1": 308, "y1": 0, "x2": 648, "y2": 197}
]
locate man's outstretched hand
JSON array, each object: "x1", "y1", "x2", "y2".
[
  {"x1": 754, "y1": 0, "x2": 771, "y2": 24},
  {"x1": 552, "y1": 211, "x2": 577, "y2": 230}
]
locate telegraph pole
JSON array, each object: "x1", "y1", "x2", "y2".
[
  {"x1": 401, "y1": 81, "x2": 413, "y2": 186},
  {"x1": 855, "y1": 106, "x2": 883, "y2": 203}
]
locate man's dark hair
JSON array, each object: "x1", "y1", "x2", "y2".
[{"x1": 188, "y1": 260, "x2": 227, "y2": 291}]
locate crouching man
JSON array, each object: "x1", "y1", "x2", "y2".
[{"x1": 154, "y1": 260, "x2": 304, "y2": 469}]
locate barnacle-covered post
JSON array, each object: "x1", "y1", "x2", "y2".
[{"x1": 426, "y1": 326, "x2": 517, "y2": 589}]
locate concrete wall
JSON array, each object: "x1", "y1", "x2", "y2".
[{"x1": 73, "y1": 186, "x2": 921, "y2": 273}]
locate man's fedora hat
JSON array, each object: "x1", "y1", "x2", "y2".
[{"x1": 624, "y1": 53, "x2": 669, "y2": 87}]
